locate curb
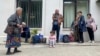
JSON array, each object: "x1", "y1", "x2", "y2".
[{"x1": 1, "y1": 42, "x2": 100, "y2": 46}]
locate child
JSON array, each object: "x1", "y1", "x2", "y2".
[{"x1": 49, "y1": 31, "x2": 56, "y2": 48}]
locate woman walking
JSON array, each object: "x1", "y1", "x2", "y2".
[
  {"x1": 5, "y1": 7, "x2": 23, "y2": 55},
  {"x1": 86, "y1": 13, "x2": 95, "y2": 43}
]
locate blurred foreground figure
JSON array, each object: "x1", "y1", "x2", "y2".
[{"x1": 4, "y1": 7, "x2": 23, "y2": 55}]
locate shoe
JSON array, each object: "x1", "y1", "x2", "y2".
[
  {"x1": 53, "y1": 46, "x2": 55, "y2": 48},
  {"x1": 6, "y1": 52, "x2": 13, "y2": 55},
  {"x1": 14, "y1": 50, "x2": 22, "y2": 53},
  {"x1": 79, "y1": 41, "x2": 84, "y2": 43},
  {"x1": 49, "y1": 46, "x2": 52, "y2": 48},
  {"x1": 88, "y1": 41, "x2": 92, "y2": 43},
  {"x1": 92, "y1": 41, "x2": 95, "y2": 43},
  {"x1": 25, "y1": 42, "x2": 28, "y2": 43}
]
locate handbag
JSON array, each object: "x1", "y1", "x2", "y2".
[
  {"x1": 91, "y1": 22, "x2": 97, "y2": 32},
  {"x1": 4, "y1": 25, "x2": 14, "y2": 34}
]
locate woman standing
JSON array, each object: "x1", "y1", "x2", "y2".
[
  {"x1": 71, "y1": 15, "x2": 80, "y2": 42},
  {"x1": 86, "y1": 13, "x2": 95, "y2": 43},
  {"x1": 5, "y1": 7, "x2": 23, "y2": 55}
]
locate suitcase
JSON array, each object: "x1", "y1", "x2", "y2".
[
  {"x1": 41, "y1": 38, "x2": 46, "y2": 43},
  {"x1": 32, "y1": 35, "x2": 41, "y2": 44},
  {"x1": 62, "y1": 35, "x2": 70, "y2": 43},
  {"x1": 69, "y1": 35, "x2": 75, "y2": 42},
  {"x1": 69, "y1": 32, "x2": 75, "y2": 42}
]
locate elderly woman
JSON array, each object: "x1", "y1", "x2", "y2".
[
  {"x1": 5, "y1": 7, "x2": 23, "y2": 55},
  {"x1": 21, "y1": 22, "x2": 30, "y2": 43},
  {"x1": 86, "y1": 13, "x2": 95, "y2": 43}
]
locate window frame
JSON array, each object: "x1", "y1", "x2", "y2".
[
  {"x1": 16, "y1": 0, "x2": 42, "y2": 28},
  {"x1": 63, "y1": 0, "x2": 90, "y2": 28}
]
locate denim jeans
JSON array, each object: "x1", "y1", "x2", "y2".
[{"x1": 52, "y1": 24, "x2": 60, "y2": 42}]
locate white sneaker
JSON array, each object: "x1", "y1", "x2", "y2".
[
  {"x1": 88, "y1": 41, "x2": 92, "y2": 43},
  {"x1": 53, "y1": 46, "x2": 55, "y2": 48},
  {"x1": 49, "y1": 46, "x2": 52, "y2": 48},
  {"x1": 92, "y1": 41, "x2": 95, "y2": 43}
]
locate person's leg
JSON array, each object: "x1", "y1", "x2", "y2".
[
  {"x1": 89, "y1": 28, "x2": 94, "y2": 41},
  {"x1": 74, "y1": 28, "x2": 78, "y2": 42},
  {"x1": 25, "y1": 37, "x2": 28, "y2": 43},
  {"x1": 6, "y1": 47, "x2": 12, "y2": 55},
  {"x1": 87, "y1": 27, "x2": 92, "y2": 41},
  {"x1": 24, "y1": 33, "x2": 28, "y2": 43},
  {"x1": 52, "y1": 40, "x2": 55, "y2": 47},
  {"x1": 91, "y1": 31, "x2": 94, "y2": 41},
  {"x1": 56, "y1": 25, "x2": 60, "y2": 42},
  {"x1": 14, "y1": 47, "x2": 21, "y2": 53},
  {"x1": 79, "y1": 30, "x2": 84, "y2": 43},
  {"x1": 49, "y1": 40, "x2": 52, "y2": 47},
  {"x1": 91, "y1": 30, "x2": 94, "y2": 43}
]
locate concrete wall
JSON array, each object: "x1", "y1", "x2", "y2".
[
  {"x1": 90, "y1": 0, "x2": 100, "y2": 41},
  {"x1": 42, "y1": 0, "x2": 100, "y2": 41},
  {"x1": 42, "y1": 0, "x2": 63, "y2": 36},
  {"x1": 0, "y1": 0, "x2": 16, "y2": 42},
  {"x1": 0, "y1": 0, "x2": 100, "y2": 42},
  {"x1": 0, "y1": 0, "x2": 16, "y2": 36}
]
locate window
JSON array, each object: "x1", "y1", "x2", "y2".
[
  {"x1": 17, "y1": 0, "x2": 42, "y2": 28},
  {"x1": 63, "y1": 0, "x2": 89, "y2": 28}
]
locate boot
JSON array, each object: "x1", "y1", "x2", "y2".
[
  {"x1": 14, "y1": 48, "x2": 21, "y2": 53},
  {"x1": 6, "y1": 48, "x2": 13, "y2": 55}
]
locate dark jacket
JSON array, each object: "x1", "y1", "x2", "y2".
[
  {"x1": 21, "y1": 27, "x2": 30, "y2": 38},
  {"x1": 5, "y1": 13, "x2": 22, "y2": 36},
  {"x1": 78, "y1": 15, "x2": 87, "y2": 32}
]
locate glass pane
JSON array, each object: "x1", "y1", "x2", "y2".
[
  {"x1": 29, "y1": 0, "x2": 42, "y2": 28},
  {"x1": 64, "y1": 1, "x2": 75, "y2": 28},
  {"x1": 77, "y1": 0, "x2": 89, "y2": 19},
  {"x1": 17, "y1": 0, "x2": 29, "y2": 26},
  {"x1": 17, "y1": 0, "x2": 42, "y2": 28}
]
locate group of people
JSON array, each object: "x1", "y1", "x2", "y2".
[
  {"x1": 4, "y1": 7, "x2": 96, "y2": 55},
  {"x1": 71, "y1": 11, "x2": 95, "y2": 43},
  {"x1": 49, "y1": 10, "x2": 96, "y2": 47}
]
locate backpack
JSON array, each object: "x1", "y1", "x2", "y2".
[
  {"x1": 62, "y1": 35, "x2": 70, "y2": 43},
  {"x1": 41, "y1": 38, "x2": 46, "y2": 43},
  {"x1": 69, "y1": 34, "x2": 75, "y2": 42},
  {"x1": 32, "y1": 35, "x2": 41, "y2": 44}
]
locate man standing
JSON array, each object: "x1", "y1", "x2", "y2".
[
  {"x1": 77, "y1": 11, "x2": 87, "y2": 43},
  {"x1": 52, "y1": 9, "x2": 63, "y2": 42},
  {"x1": 5, "y1": 7, "x2": 23, "y2": 55}
]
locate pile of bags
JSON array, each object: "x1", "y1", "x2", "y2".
[
  {"x1": 31, "y1": 34, "x2": 46, "y2": 44},
  {"x1": 60, "y1": 33, "x2": 75, "y2": 43}
]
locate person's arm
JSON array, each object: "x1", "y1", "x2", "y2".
[
  {"x1": 59, "y1": 14, "x2": 63, "y2": 22},
  {"x1": 71, "y1": 21, "x2": 74, "y2": 29},
  {"x1": 52, "y1": 14, "x2": 55, "y2": 20},
  {"x1": 92, "y1": 18, "x2": 95, "y2": 23},
  {"x1": 7, "y1": 15, "x2": 17, "y2": 26},
  {"x1": 8, "y1": 14, "x2": 22, "y2": 28},
  {"x1": 61, "y1": 15, "x2": 64, "y2": 22},
  {"x1": 58, "y1": 14, "x2": 63, "y2": 25}
]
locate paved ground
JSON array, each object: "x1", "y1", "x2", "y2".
[{"x1": 0, "y1": 43, "x2": 100, "y2": 56}]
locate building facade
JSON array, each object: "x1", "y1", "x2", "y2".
[{"x1": 0, "y1": 0, "x2": 100, "y2": 42}]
